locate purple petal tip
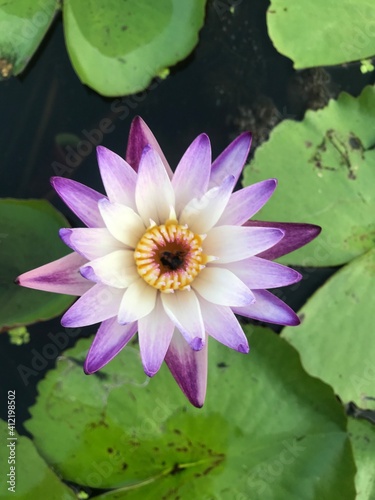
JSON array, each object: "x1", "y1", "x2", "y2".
[
  {"x1": 190, "y1": 337, "x2": 205, "y2": 351},
  {"x1": 238, "y1": 343, "x2": 250, "y2": 354},
  {"x1": 59, "y1": 228, "x2": 72, "y2": 242},
  {"x1": 79, "y1": 266, "x2": 94, "y2": 281},
  {"x1": 83, "y1": 365, "x2": 92, "y2": 375},
  {"x1": 291, "y1": 315, "x2": 301, "y2": 326},
  {"x1": 83, "y1": 358, "x2": 97, "y2": 375},
  {"x1": 144, "y1": 367, "x2": 157, "y2": 377}
]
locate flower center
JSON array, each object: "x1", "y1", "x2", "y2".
[{"x1": 134, "y1": 221, "x2": 208, "y2": 292}]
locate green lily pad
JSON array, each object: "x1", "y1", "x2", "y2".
[
  {"x1": 282, "y1": 247, "x2": 375, "y2": 410},
  {"x1": 267, "y1": 0, "x2": 375, "y2": 68},
  {"x1": 0, "y1": 419, "x2": 77, "y2": 499},
  {"x1": 349, "y1": 418, "x2": 375, "y2": 500},
  {"x1": 26, "y1": 326, "x2": 355, "y2": 498},
  {"x1": 63, "y1": 0, "x2": 206, "y2": 97},
  {"x1": 0, "y1": 199, "x2": 74, "y2": 332},
  {"x1": 0, "y1": 0, "x2": 58, "y2": 79},
  {"x1": 243, "y1": 85, "x2": 375, "y2": 267}
]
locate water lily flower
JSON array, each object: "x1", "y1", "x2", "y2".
[{"x1": 17, "y1": 117, "x2": 320, "y2": 407}]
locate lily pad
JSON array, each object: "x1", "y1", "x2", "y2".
[
  {"x1": 63, "y1": 0, "x2": 206, "y2": 97},
  {"x1": 243, "y1": 85, "x2": 375, "y2": 267},
  {"x1": 282, "y1": 247, "x2": 375, "y2": 410},
  {"x1": 0, "y1": 419, "x2": 77, "y2": 499},
  {"x1": 26, "y1": 326, "x2": 356, "y2": 498},
  {"x1": 0, "y1": 0, "x2": 58, "y2": 79},
  {"x1": 267, "y1": 0, "x2": 375, "y2": 68},
  {"x1": 0, "y1": 199, "x2": 74, "y2": 332},
  {"x1": 349, "y1": 418, "x2": 375, "y2": 500}
]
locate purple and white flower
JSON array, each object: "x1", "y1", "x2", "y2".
[{"x1": 17, "y1": 117, "x2": 320, "y2": 407}]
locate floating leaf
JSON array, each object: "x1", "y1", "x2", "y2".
[
  {"x1": 349, "y1": 418, "x2": 375, "y2": 500},
  {"x1": 282, "y1": 247, "x2": 375, "y2": 410},
  {"x1": 63, "y1": 0, "x2": 206, "y2": 96},
  {"x1": 26, "y1": 327, "x2": 355, "y2": 498},
  {"x1": 0, "y1": 0, "x2": 58, "y2": 79},
  {"x1": 0, "y1": 199, "x2": 74, "y2": 332},
  {"x1": 243, "y1": 85, "x2": 375, "y2": 266},
  {"x1": 0, "y1": 419, "x2": 76, "y2": 499},
  {"x1": 267, "y1": 0, "x2": 375, "y2": 68}
]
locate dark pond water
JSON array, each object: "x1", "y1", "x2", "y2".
[{"x1": 0, "y1": 0, "x2": 374, "y2": 431}]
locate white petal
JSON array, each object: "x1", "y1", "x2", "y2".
[
  {"x1": 192, "y1": 267, "x2": 254, "y2": 307},
  {"x1": 200, "y1": 298, "x2": 249, "y2": 352},
  {"x1": 59, "y1": 227, "x2": 124, "y2": 260},
  {"x1": 135, "y1": 146, "x2": 175, "y2": 225},
  {"x1": 138, "y1": 296, "x2": 175, "y2": 376},
  {"x1": 84, "y1": 318, "x2": 138, "y2": 373},
  {"x1": 217, "y1": 179, "x2": 277, "y2": 226},
  {"x1": 98, "y1": 198, "x2": 145, "y2": 248},
  {"x1": 222, "y1": 256, "x2": 302, "y2": 289},
  {"x1": 97, "y1": 146, "x2": 137, "y2": 209},
  {"x1": 118, "y1": 279, "x2": 157, "y2": 323},
  {"x1": 209, "y1": 132, "x2": 252, "y2": 188},
  {"x1": 61, "y1": 284, "x2": 124, "y2": 327},
  {"x1": 161, "y1": 290, "x2": 205, "y2": 348},
  {"x1": 51, "y1": 177, "x2": 105, "y2": 228},
  {"x1": 233, "y1": 289, "x2": 300, "y2": 326},
  {"x1": 179, "y1": 175, "x2": 235, "y2": 234},
  {"x1": 172, "y1": 134, "x2": 211, "y2": 214},
  {"x1": 80, "y1": 250, "x2": 139, "y2": 288},
  {"x1": 203, "y1": 226, "x2": 284, "y2": 263}
]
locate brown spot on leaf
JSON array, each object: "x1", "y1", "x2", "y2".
[{"x1": 217, "y1": 362, "x2": 228, "y2": 368}]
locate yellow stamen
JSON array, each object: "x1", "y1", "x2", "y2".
[{"x1": 134, "y1": 221, "x2": 210, "y2": 292}]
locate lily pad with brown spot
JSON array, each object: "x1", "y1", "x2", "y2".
[
  {"x1": 26, "y1": 327, "x2": 356, "y2": 498},
  {"x1": 243, "y1": 85, "x2": 375, "y2": 266}
]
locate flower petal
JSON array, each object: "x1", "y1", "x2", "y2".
[
  {"x1": 217, "y1": 179, "x2": 277, "y2": 226},
  {"x1": 161, "y1": 290, "x2": 205, "y2": 348},
  {"x1": 98, "y1": 198, "x2": 145, "y2": 247},
  {"x1": 233, "y1": 289, "x2": 300, "y2": 326},
  {"x1": 16, "y1": 252, "x2": 92, "y2": 296},
  {"x1": 203, "y1": 226, "x2": 284, "y2": 263},
  {"x1": 118, "y1": 279, "x2": 157, "y2": 323},
  {"x1": 84, "y1": 317, "x2": 138, "y2": 374},
  {"x1": 138, "y1": 296, "x2": 175, "y2": 376},
  {"x1": 51, "y1": 177, "x2": 106, "y2": 227},
  {"x1": 96, "y1": 146, "x2": 137, "y2": 209},
  {"x1": 61, "y1": 284, "x2": 124, "y2": 327},
  {"x1": 223, "y1": 256, "x2": 302, "y2": 289},
  {"x1": 246, "y1": 221, "x2": 322, "y2": 260},
  {"x1": 179, "y1": 175, "x2": 236, "y2": 234},
  {"x1": 209, "y1": 131, "x2": 252, "y2": 187},
  {"x1": 200, "y1": 298, "x2": 249, "y2": 352},
  {"x1": 80, "y1": 250, "x2": 139, "y2": 288},
  {"x1": 192, "y1": 267, "x2": 254, "y2": 307},
  {"x1": 59, "y1": 228, "x2": 124, "y2": 260},
  {"x1": 164, "y1": 330, "x2": 208, "y2": 408},
  {"x1": 172, "y1": 134, "x2": 211, "y2": 214},
  {"x1": 126, "y1": 116, "x2": 173, "y2": 177},
  {"x1": 135, "y1": 145, "x2": 175, "y2": 226}
]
